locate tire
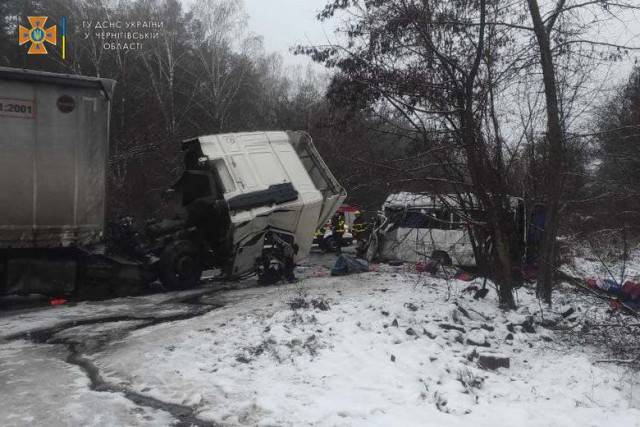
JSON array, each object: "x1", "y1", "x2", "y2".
[
  {"x1": 431, "y1": 251, "x2": 452, "y2": 266},
  {"x1": 158, "y1": 240, "x2": 203, "y2": 291}
]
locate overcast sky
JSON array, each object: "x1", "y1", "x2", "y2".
[
  {"x1": 244, "y1": 0, "x2": 336, "y2": 69},
  {"x1": 242, "y1": 1, "x2": 639, "y2": 74}
]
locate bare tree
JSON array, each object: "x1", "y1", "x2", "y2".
[
  {"x1": 299, "y1": 0, "x2": 548, "y2": 308},
  {"x1": 525, "y1": 0, "x2": 640, "y2": 304},
  {"x1": 190, "y1": 0, "x2": 260, "y2": 132},
  {"x1": 299, "y1": 0, "x2": 640, "y2": 307}
]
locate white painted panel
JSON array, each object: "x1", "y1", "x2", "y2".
[
  {"x1": 230, "y1": 154, "x2": 258, "y2": 189},
  {"x1": 276, "y1": 150, "x2": 314, "y2": 191},
  {"x1": 248, "y1": 151, "x2": 287, "y2": 185}
]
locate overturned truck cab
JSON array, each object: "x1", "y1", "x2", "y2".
[{"x1": 158, "y1": 131, "x2": 346, "y2": 288}]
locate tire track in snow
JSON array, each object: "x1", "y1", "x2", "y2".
[{"x1": 6, "y1": 294, "x2": 224, "y2": 426}]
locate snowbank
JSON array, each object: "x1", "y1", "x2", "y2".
[{"x1": 91, "y1": 271, "x2": 640, "y2": 426}]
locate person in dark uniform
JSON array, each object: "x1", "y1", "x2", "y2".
[
  {"x1": 331, "y1": 212, "x2": 344, "y2": 254},
  {"x1": 352, "y1": 210, "x2": 369, "y2": 242}
]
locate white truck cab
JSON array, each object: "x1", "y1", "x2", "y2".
[{"x1": 165, "y1": 131, "x2": 346, "y2": 286}]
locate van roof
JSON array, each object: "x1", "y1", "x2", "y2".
[
  {"x1": 383, "y1": 192, "x2": 469, "y2": 210},
  {"x1": 383, "y1": 192, "x2": 521, "y2": 211},
  {"x1": 0, "y1": 67, "x2": 116, "y2": 100}
]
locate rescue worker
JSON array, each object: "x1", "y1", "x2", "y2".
[
  {"x1": 316, "y1": 221, "x2": 330, "y2": 253},
  {"x1": 330, "y1": 211, "x2": 345, "y2": 254},
  {"x1": 351, "y1": 210, "x2": 369, "y2": 242}
]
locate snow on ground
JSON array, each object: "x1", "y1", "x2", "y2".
[
  {"x1": 86, "y1": 268, "x2": 640, "y2": 426},
  {"x1": 561, "y1": 242, "x2": 640, "y2": 283},
  {"x1": 0, "y1": 339, "x2": 175, "y2": 427},
  {"x1": 1, "y1": 254, "x2": 638, "y2": 427}
]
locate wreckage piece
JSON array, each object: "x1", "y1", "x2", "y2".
[{"x1": 583, "y1": 278, "x2": 640, "y2": 314}]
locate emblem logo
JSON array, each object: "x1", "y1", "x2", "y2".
[{"x1": 19, "y1": 16, "x2": 57, "y2": 55}]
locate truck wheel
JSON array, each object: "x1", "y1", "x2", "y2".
[
  {"x1": 432, "y1": 251, "x2": 452, "y2": 266},
  {"x1": 158, "y1": 240, "x2": 203, "y2": 291}
]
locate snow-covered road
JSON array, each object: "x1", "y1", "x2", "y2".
[{"x1": 1, "y1": 258, "x2": 639, "y2": 426}]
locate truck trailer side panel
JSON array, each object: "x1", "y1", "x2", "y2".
[{"x1": 0, "y1": 68, "x2": 114, "y2": 248}]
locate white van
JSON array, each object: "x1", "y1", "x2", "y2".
[
  {"x1": 368, "y1": 192, "x2": 527, "y2": 267},
  {"x1": 368, "y1": 192, "x2": 475, "y2": 265}
]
